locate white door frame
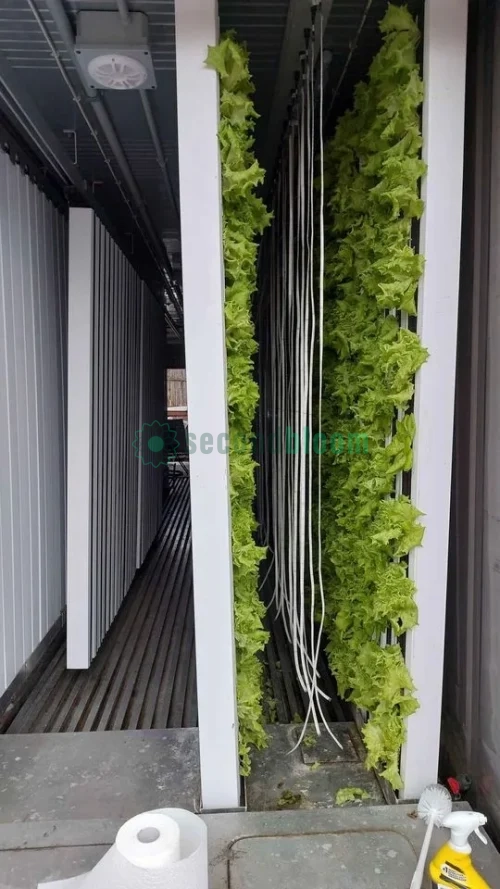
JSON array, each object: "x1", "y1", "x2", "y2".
[
  {"x1": 174, "y1": 0, "x2": 241, "y2": 811},
  {"x1": 401, "y1": 0, "x2": 469, "y2": 799}
]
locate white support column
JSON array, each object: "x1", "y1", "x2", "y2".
[
  {"x1": 401, "y1": 0, "x2": 468, "y2": 799},
  {"x1": 174, "y1": 0, "x2": 240, "y2": 810},
  {"x1": 66, "y1": 208, "x2": 94, "y2": 668}
]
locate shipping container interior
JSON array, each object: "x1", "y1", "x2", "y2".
[
  {"x1": 0, "y1": 0, "x2": 413, "y2": 730},
  {"x1": 0, "y1": 0, "x2": 473, "y2": 823}
]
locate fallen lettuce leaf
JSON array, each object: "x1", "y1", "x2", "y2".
[{"x1": 336, "y1": 787, "x2": 372, "y2": 806}]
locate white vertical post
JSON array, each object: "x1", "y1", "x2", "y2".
[
  {"x1": 136, "y1": 283, "x2": 145, "y2": 570},
  {"x1": 401, "y1": 0, "x2": 468, "y2": 799},
  {"x1": 66, "y1": 208, "x2": 93, "y2": 669},
  {"x1": 174, "y1": 0, "x2": 240, "y2": 810}
]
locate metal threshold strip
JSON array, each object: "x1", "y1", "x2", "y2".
[{"x1": 2, "y1": 477, "x2": 196, "y2": 733}]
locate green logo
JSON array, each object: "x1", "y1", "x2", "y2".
[{"x1": 133, "y1": 421, "x2": 180, "y2": 467}]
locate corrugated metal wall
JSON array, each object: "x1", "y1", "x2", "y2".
[
  {"x1": 89, "y1": 216, "x2": 143, "y2": 659},
  {"x1": 136, "y1": 284, "x2": 165, "y2": 566},
  {"x1": 444, "y1": 0, "x2": 500, "y2": 843},
  {"x1": 67, "y1": 209, "x2": 165, "y2": 669},
  {"x1": 0, "y1": 150, "x2": 67, "y2": 698}
]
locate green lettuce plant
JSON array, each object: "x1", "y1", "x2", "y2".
[
  {"x1": 206, "y1": 36, "x2": 271, "y2": 774},
  {"x1": 321, "y1": 4, "x2": 428, "y2": 789}
]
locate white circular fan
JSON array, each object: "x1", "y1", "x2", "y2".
[{"x1": 87, "y1": 54, "x2": 148, "y2": 90}]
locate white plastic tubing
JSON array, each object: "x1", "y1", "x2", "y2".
[{"x1": 257, "y1": 5, "x2": 340, "y2": 748}]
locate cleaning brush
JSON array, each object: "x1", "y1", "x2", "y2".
[{"x1": 410, "y1": 783, "x2": 453, "y2": 889}]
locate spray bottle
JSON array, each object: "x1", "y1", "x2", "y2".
[{"x1": 429, "y1": 811, "x2": 492, "y2": 888}]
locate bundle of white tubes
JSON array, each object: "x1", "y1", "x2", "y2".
[{"x1": 257, "y1": 3, "x2": 340, "y2": 749}]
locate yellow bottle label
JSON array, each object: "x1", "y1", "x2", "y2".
[
  {"x1": 441, "y1": 863, "x2": 467, "y2": 883},
  {"x1": 430, "y1": 848, "x2": 492, "y2": 889},
  {"x1": 432, "y1": 878, "x2": 466, "y2": 889},
  {"x1": 431, "y1": 860, "x2": 467, "y2": 887}
]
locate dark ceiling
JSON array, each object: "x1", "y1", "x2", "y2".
[
  {"x1": 0, "y1": 2, "x2": 179, "y2": 265},
  {"x1": 0, "y1": 0, "x2": 423, "y2": 337}
]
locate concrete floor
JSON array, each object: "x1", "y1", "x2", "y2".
[
  {"x1": 0, "y1": 723, "x2": 384, "y2": 824},
  {"x1": 0, "y1": 730, "x2": 200, "y2": 822},
  {"x1": 1, "y1": 728, "x2": 499, "y2": 888},
  {"x1": 1, "y1": 805, "x2": 499, "y2": 889}
]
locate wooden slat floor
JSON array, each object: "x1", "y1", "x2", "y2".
[{"x1": 2, "y1": 476, "x2": 197, "y2": 733}]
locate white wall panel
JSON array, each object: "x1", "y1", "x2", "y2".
[
  {"x1": 0, "y1": 152, "x2": 67, "y2": 697},
  {"x1": 67, "y1": 209, "x2": 165, "y2": 668}
]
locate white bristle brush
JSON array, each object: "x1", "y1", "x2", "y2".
[{"x1": 410, "y1": 783, "x2": 453, "y2": 889}]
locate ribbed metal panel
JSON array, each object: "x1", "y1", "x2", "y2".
[
  {"x1": 0, "y1": 1, "x2": 180, "y2": 254},
  {"x1": 0, "y1": 1, "x2": 175, "y2": 70},
  {"x1": 0, "y1": 148, "x2": 67, "y2": 698},
  {"x1": 136, "y1": 281, "x2": 165, "y2": 566},
  {"x1": 90, "y1": 216, "x2": 141, "y2": 658},
  {"x1": 66, "y1": 208, "x2": 165, "y2": 668},
  {"x1": 3, "y1": 477, "x2": 196, "y2": 733}
]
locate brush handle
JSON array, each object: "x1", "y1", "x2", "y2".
[{"x1": 410, "y1": 817, "x2": 435, "y2": 889}]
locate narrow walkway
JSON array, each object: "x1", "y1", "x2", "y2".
[{"x1": 2, "y1": 477, "x2": 196, "y2": 733}]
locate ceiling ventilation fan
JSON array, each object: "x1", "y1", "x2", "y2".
[{"x1": 75, "y1": 10, "x2": 157, "y2": 91}]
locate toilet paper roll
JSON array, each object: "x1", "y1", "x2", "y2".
[
  {"x1": 115, "y1": 812, "x2": 181, "y2": 868},
  {"x1": 38, "y1": 808, "x2": 208, "y2": 889}
]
